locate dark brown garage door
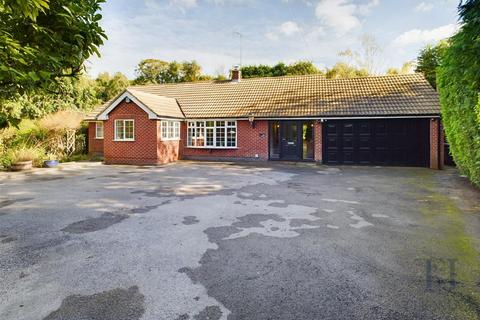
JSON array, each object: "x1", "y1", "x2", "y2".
[{"x1": 323, "y1": 119, "x2": 430, "y2": 167}]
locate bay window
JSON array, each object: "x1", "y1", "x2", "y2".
[{"x1": 187, "y1": 120, "x2": 236, "y2": 148}]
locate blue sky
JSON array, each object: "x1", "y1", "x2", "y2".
[{"x1": 86, "y1": 0, "x2": 460, "y2": 79}]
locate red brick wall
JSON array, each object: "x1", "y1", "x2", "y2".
[
  {"x1": 430, "y1": 118, "x2": 444, "y2": 170},
  {"x1": 87, "y1": 122, "x2": 104, "y2": 155},
  {"x1": 104, "y1": 101, "x2": 159, "y2": 165},
  {"x1": 182, "y1": 120, "x2": 269, "y2": 160},
  {"x1": 314, "y1": 121, "x2": 322, "y2": 163},
  {"x1": 156, "y1": 121, "x2": 181, "y2": 164}
]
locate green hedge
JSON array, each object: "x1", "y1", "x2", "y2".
[{"x1": 437, "y1": 0, "x2": 480, "y2": 187}]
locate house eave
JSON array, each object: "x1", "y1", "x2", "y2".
[{"x1": 97, "y1": 91, "x2": 159, "y2": 121}]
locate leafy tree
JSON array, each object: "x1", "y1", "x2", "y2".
[
  {"x1": 271, "y1": 62, "x2": 288, "y2": 77},
  {"x1": 0, "y1": 76, "x2": 100, "y2": 127},
  {"x1": 134, "y1": 59, "x2": 207, "y2": 84},
  {"x1": 134, "y1": 59, "x2": 169, "y2": 84},
  {"x1": 415, "y1": 42, "x2": 448, "y2": 89},
  {"x1": 0, "y1": 0, "x2": 107, "y2": 98},
  {"x1": 325, "y1": 63, "x2": 369, "y2": 79},
  {"x1": 241, "y1": 61, "x2": 321, "y2": 79},
  {"x1": 437, "y1": 0, "x2": 480, "y2": 186},
  {"x1": 286, "y1": 61, "x2": 322, "y2": 76},
  {"x1": 386, "y1": 62, "x2": 414, "y2": 75},
  {"x1": 95, "y1": 72, "x2": 130, "y2": 101},
  {"x1": 181, "y1": 61, "x2": 203, "y2": 82},
  {"x1": 241, "y1": 64, "x2": 274, "y2": 78}
]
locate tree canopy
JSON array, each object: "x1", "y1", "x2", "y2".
[
  {"x1": 386, "y1": 62, "x2": 414, "y2": 76},
  {"x1": 0, "y1": 72, "x2": 129, "y2": 128},
  {"x1": 0, "y1": 0, "x2": 107, "y2": 99},
  {"x1": 325, "y1": 63, "x2": 369, "y2": 79},
  {"x1": 240, "y1": 61, "x2": 322, "y2": 79},
  {"x1": 95, "y1": 72, "x2": 130, "y2": 101},
  {"x1": 415, "y1": 42, "x2": 448, "y2": 89},
  {"x1": 133, "y1": 59, "x2": 211, "y2": 84},
  {"x1": 437, "y1": 0, "x2": 480, "y2": 186}
]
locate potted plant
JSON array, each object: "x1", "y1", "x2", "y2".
[
  {"x1": 44, "y1": 153, "x2": 59, "y2": 168},
  {"x1": 10, "y1": 148, "x2": 36, "y2": 171}
]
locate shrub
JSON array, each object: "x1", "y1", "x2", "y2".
[
  {"x1": 437, "y1": 0, "x2": 480, "y2": 187},
  {"x1": 11, "y1": 147, "x2": 37, "y2": 162},
  {"x1": 0, "y1": 151, "x2": 13, "y2": 169},
  {"x1": 2, "y1": 146, "x2": 46, "y2": 168},
  {"x1": 38, "y1": 110, "x2": 84, "y2": 132}
]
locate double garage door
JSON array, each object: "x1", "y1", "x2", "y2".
[{"x1": 323, "y1": 119, "x2": 430, "y2": 167}]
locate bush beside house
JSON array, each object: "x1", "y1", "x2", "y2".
[
  {"x1": 437, "y1": 0, "x2": 480, "y2": 187},
  {"x1": 0, "y1": 110, "x2": 87, "y2": 170}
]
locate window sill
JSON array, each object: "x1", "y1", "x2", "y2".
[
  {"x1": 186, "y1": 146, "x2": 238, "y2": 149},
  {"x1": 113, "y1": 139, "x2": 135, "y2": 142},
  {"x1": 95, "y1": 137, "x2": 104, "y2": 140},
  {"x1": 161, "y1": 138, "x2": 181, "y2": 141}
]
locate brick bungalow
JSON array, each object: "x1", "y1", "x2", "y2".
[{"x1": 85, "y1": 70, "x2": 444, "y2": 169}]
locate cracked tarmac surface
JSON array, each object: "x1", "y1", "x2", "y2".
[{"x1": 0, "y1": 161, "x2": 480, "y2": 319}]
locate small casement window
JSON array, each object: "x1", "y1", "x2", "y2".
[
  {"x1": 187, "y1": 120, "x2": 236, "y2": 148},
  {"x1": 114, "y1": 119, "x2": 134, "y2": 141},
  {"x1": 160, "y1": 120, "x2": 181, "y2": 140},
  {"x1": 95, "y1": 122, "x2": 104, "y2": 139}
]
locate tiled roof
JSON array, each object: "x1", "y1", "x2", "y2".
[
  {"x1": 85, "y1": 100, "x2": 111, "y2": 121},
  {"x1": 86, "y1": 73, "x2": 440, "y2": 120},
  {"x1": 127, "y1": 89, "x2": 184, "y2": 119}
]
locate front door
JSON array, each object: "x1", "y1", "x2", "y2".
[{"x1": 281, "y1": 121, "x2": 299, "y2": 160}]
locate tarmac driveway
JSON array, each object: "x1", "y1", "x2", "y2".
[{"x1": 0, "y1": 161, "x2": 479, "y2": 320}]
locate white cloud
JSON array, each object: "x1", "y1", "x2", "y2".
[
  {"x1": 315, "y1": 0, "x2": 379, "y2": 35},
  {"x1": 266, "y1": 21, "x2": 302, "y2": 40},
  {"x1": 357, "y1": 0, "x2": 379, "y2": 15},
  {"x1": 280, "y1": 21, "x2": 302, "y2": 36},
  {"x1": 170, "y1": 0, "x2": 198, "y2": 9},
  {"x1": 392, "y1": 23, "x2": 459, "y2": 46},
  {"x1": 209, "y1": 0, "x2": 253, "y2": 4},
  {"x1": 414, "y1": 2, "x2": 434, "y2": 12}
]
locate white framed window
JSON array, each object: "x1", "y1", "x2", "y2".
[
  {"x1": 95, "y1": 121, "x2": 104, "y2": 139},
  {"x1": 160, "y1": 120, "x2": 181, "y2": 140},
  {"x1": 114, "y1": 119, "x2": 134, "y2": 141},
  {"x1": 187, "y1": 120, "x2": 237, "y2": 148}
]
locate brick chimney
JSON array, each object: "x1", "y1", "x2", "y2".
[{"x1": 231, "y1": 65, "x2": 241, "y2": 82}]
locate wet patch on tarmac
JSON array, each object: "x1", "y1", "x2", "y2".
[
  {"x1": 42, "y1": 286, "x2": 145, "y2": 320},
  {"x1": 129, "y1": 203, "x2": 169, "y2": 214},
  {"x1": 131, "y1": 186, "x2": 236, "y2": 200},
  {"x1": 193, "y1": 305, "x2": 222, "y2": 320},
  {"x1": 182, "y1": 216, "x2": 200, "y2": 225},
  {"x1": 267, "y1": 201, "x2": 289, "y2": 208},
  {"x1": 61, "y1": 213, "x2": 128, "y2": 234},
  {"x1": 1, "y1": 236, "x2": 17, "y2": 244},
  {"x1": 232, "y1": 214, "x2": 285, "y2": 229},
  {"x1": 1, "y1": 235, "x2": 71, "y2": 271},
  {"x1": 0, "y1": 197, "x2": 34, "y2": 209},
  {"x1": 289, "y1": 218, "x2": 320, "y2": 228}
]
